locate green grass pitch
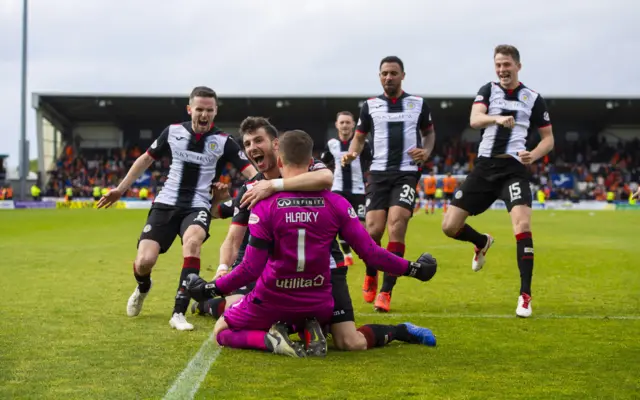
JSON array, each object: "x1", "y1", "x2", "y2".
[{"x1": 1, "y1": 209, "x2": 639, "y2": 399}]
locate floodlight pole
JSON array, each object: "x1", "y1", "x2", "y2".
[{"x1": 19, "y1": 0, "x2": 28, "y2": 200}]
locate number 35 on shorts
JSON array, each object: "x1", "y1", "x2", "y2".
[{"x1": 398, "y1": 184, "x2": 416, "y2": 205}]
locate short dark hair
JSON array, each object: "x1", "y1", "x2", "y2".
[
  {"x1": 278, "y1": 130, "x2": 313, "y2": 167},
  {"x1": 239, "y1": 116, "x2": 279, "y2": 139},
  {"x1": 494, "y1": 45, "x2": 520, "y2": 63},
  {"x1": 379, "y1": 56, "x2": 404, "y2": 72},
  {"x1": 336, "y1": 111, "x2": 355, "y2": 121},
  {"x1": 189, "y1": 86, "x2": 218, "y2": 103}
]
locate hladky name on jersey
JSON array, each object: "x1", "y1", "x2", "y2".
[
  {"x1": 277, "y1": 197, "x2": 325, "y2": 208},
  {"x1": 275, "y1": 274, "x2": 325, "y2": 289},
  {"x1": 173, "y1": 149, "x2": 216, "y2": 165},
  {"x1": 285, "y1": 211, "x2": 319, "y2": 223}
]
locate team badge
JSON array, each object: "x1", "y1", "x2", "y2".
[{"x1": 209, "y1": 143, "x2": 217, "y2": 151}]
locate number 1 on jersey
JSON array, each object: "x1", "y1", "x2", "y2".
[{"x1": 296, "y1": 228, "x2": 306, "y2": 272}]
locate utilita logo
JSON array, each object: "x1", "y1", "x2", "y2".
[{"x1": 275, "y1": 274, "x2": 325, "y2": 289}]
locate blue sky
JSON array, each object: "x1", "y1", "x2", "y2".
[{"x1": 1, "y1": 0, "x2": 638, "y2": 167}]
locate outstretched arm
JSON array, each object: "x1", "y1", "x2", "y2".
[{"x1": 335, "y1": 200, "x2": 409, "y2": 276}]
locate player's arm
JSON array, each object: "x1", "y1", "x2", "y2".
[
  {"x1": 222, "y1": 135, "x2": 258, "y2": 179},
  {"x1": 334, "y1": 196, "x2": 437, "y2": 281},
  {"x1": 240, "y1": 160, "x2": 333, "y2": 209},
  {"x1": 219, "y1": 184, "x2": 251, "y2": 267},
  {"x1": 275, "y1": 161, "x2": 333, "y2": 192},
  {"x1": 218, "y1": 224, "x2": 247, "y2": 271},
  {"x1": 524, "y1": 95, "x2": 555, "y2": 163},
  {"x1": 119, "y1": 128, "x2": 170, "y2": 191},
  {"x1": 97, "y1": 128, "x2": 167, "y2": 208},
  {"x1": 419, "y1": 100, "x2": 436, "y2": 156},
  {"x1": 345, "y1": 102, "x2": 372, "y2": 160},
  {"x1": 469, "y1": 83, "x2": 502, "y2": 129},
  {"x1": 213, "y1": 204, "x2": 272, "y2": 294}
]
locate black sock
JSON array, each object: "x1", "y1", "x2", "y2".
[
  {"x1": 205, "y1": 298, "x2": 227, "y2": 319},
  {"x1": 173, "y1": 257, "x2": 200, "y2": 315},
  {"x1": 357, "y1": 324, "x2": 399, "y2": 348},
  {"x1": 133, "y1": 263, "x2": 151, "y2": 293},
  {"x1": 380, "y1": 242, "x2": 405, "y2": 294},
  {"x1": 516, "y1": 232, "x2": 534, "y2": 295},
  {"x1": 365, "y1": 239, "x2": 382, "y2": 277},
  {"x1": 339, "y1": 237, "x2": 351, "y2": 255},
  {"x1": 454, "y1": 224, "x2": 488, "y2": 249}
]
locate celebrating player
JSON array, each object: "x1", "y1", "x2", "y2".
[
  {"x1": 187, "y1": 130, "x2": 438, "y2": 357},
  {"x1": 441, "y1": 45, "x2": 555, "y2": 318},
  {"x1": 342, "y1": 56, "x2": 436, "y2": 312},
  {"x1": 320, "y1": 111, "x2": 373, "y2": 265},
  {"x1": 97, "y1": 86, "x2": 257, "y2": 330},
  {"x1": 201, "y1": 116, "x2": 336, "y2": 317}
]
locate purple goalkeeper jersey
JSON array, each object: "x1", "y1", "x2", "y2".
[{"x1": 215, "y1": 190, "x2": 411, "y2": 312}]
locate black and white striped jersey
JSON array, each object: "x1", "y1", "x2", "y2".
[
  {"x1": 146, "y1": 122, "x2": 251, "y2": 209},
  {"x1": 474, "y1": 82, "x2": 551, "y2": 159},
  {"x1": 355, "y1": 92, "x2": 433, "y2": 173},
  {"x1": 320, "y1": 137, "x2": 372, "y2": 194}
]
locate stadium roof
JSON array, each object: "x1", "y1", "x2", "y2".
[{"x1": 33, "y1": 92, "x2": 640, "y2": 128}]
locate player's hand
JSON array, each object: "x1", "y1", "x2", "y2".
[
  {"x1": 518, "y1": 151, "x2": 534, "y2": 165},
  {"x1": 495, "y1": 115, "x2": 515, "y2": 129},
  {"x1": 240, "y1": 180, "x2": 275, "y2": 210},
  {"x1": 341, "y1": 152, "x2": 358, "y2": 166},
  {"x1": 96, "y1": 188, "x2": 123, "y2": 209},
  {"x1": 213, "y1": 264, "x2": 230, "y2": 280},
  {"x1": 211, "y1": 182, "x2": 231, "y2": 203},
  {"x1": 632, "y1": 188, "x2": 640, "y2": 200},
  {"x1": 185, "y1": 273, "x2": 221, "y2": 301},
  {"x1": 408, "y1": 148, "x2": 430, "y2": 164},
  {"x1": 404, "y1": 252, "x2": 437, "y2": 282}
]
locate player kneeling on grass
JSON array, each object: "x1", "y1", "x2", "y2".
[
  {"x1": 186, "y1": 130, "x2": 438, "y2": 357},
  {"x1": 195, "y1": 118, "x2": 437, "y2": 352}
]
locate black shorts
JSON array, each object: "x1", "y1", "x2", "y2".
[
  {"x1": 333, "y1": 191, "x2": 366, "y2": 221},
  {"x1": 138, "y1": 203, "x2": 212, "y2": 254},
  {"x1": 366, "y1": 171, "x2": 420, "y2": 212},
  {"x1": 444, "y1": 192, "x2": 454, "y2": 201},
  {"x1": 330, "y1": 268, "x2": 354, "y2": 324},
  {"x1": 451, "y1": 157, "x2": 532, "y2": 216},
  {"x1": 425, "y1": 193, "x2": 435, "y2": 200}
]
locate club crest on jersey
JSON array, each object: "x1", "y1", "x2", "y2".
[
  {"x1": 277, "y1": 197, "x2": 325, "y2": 208},
  {"x1": 348, "y1": 207, "x2": 358, "y2": 219},
  {"x1": 248, "y1": 213, "x2": 260, "y2": 224},
  {"x1": 407, "y1": 102, "x2": 416, "y2": 109},
  {"x1": 209, "y1": 142, "x2": 217, "y2": 151}
]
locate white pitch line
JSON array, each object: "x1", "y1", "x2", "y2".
[
  {"x1": 357, "y1": 312, "x2": 640, "y2": 320},
  {"x1": 163, "y1": 332, "x2": 221, "y2": 400}
]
